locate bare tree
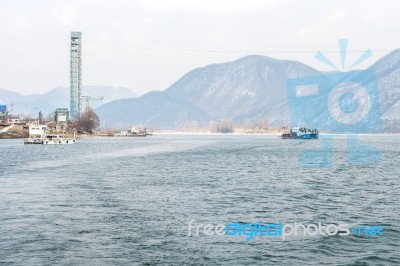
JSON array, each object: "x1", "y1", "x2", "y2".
[
  {"x1": 209, "y1": 120, "x2": 219, "y2": 133},
  {"x1": 209, "y1": 119, "x2": 234, "y2": 133},
  {"x1": 77, "y1": 109, "x2": 100, "y2": 134},
  {"x1": 220, "y1": 119, "x2": 234, "y2": 133}
]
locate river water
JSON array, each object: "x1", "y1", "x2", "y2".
[{"x1": 0, "y1": 135, "x2": 399, "y2": 265}]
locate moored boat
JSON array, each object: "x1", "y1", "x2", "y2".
[{"x1": 24, "y1": 123, "x2": 77, "y2": 144}]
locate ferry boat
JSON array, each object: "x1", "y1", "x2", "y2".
[
  {"x1": 281, "y1": 126, "x2": 318, "y2": 139},
  {"x1": 42, "y1": 134, "x2": 77, "y2": 145},
  {"x1": 24, "y1": 123, "x2": 77, "y2": 145},
  {"x1": 126, "y1": 127, "x2": 153, "y2": 137}
]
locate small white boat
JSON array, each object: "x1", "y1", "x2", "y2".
[{"x1": 24, "y1": 123, "x2": 77, "y2": 145}]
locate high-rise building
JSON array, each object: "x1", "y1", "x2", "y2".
[
  {"x1": 70, "y1": 31, "x2": 82, "y2": 120},
  {"x1": 0, "y1": 105, "x2": 7, "y2": 124}
]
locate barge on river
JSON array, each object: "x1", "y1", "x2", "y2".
[{"x1": 281, "y1": 126, "x2": 318, "y2": 139}]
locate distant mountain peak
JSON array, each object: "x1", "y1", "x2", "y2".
[
  {"x1": 0, "y1": 85, "x2": 138, "y2": 116},
  {"x1": 165, "y1": 53, "x2": 320, "y2": 118}
]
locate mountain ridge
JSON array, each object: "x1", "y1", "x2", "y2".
[
  {"x1": 2, "y1": 49, "x2": 399, "y2": 131},
  {"x1": 97, "y1": 48, "x2": 400, "y2": 131},
  {"x1": 0, "y1": 86, "x2": 137, "y2": 116}
]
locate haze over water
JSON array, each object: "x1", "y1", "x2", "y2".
[{"x1": 0, "y1": 135, "x2": 399, "y2": 265}]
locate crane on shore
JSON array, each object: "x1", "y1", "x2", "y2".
[{"x1": 81, "y1": 96, "x2": 104, "y2": 112}]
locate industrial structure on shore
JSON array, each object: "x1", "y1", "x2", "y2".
[
  {"x1": 1, "y1": 31, "x2": 104, "y2": 139},
  {"x1": 70, "y1": 31, "x2": 82, "y2": 120}
]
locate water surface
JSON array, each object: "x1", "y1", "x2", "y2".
[{"x1": 0, "y1": 135, "x2": 399, "y2": 265}]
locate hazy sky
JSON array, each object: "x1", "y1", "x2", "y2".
[{"x1": 1, "y1": 0, "x2": 399, "y2": 96}]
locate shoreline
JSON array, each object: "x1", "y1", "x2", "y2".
[
  {"x1": 3, "y1": 132, "x2": 400, "y2": 140},
  {"x1": 79, "y1": 132, "x2": 400, "y2": 137}
]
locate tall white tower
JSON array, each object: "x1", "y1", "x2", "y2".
[{"x1": 70, "y1": 31, "x2": 82, "y2": 120}]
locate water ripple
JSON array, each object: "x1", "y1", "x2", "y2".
[{"x1": 0, "y1": 135, "x2": 399, "y2": 265}]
